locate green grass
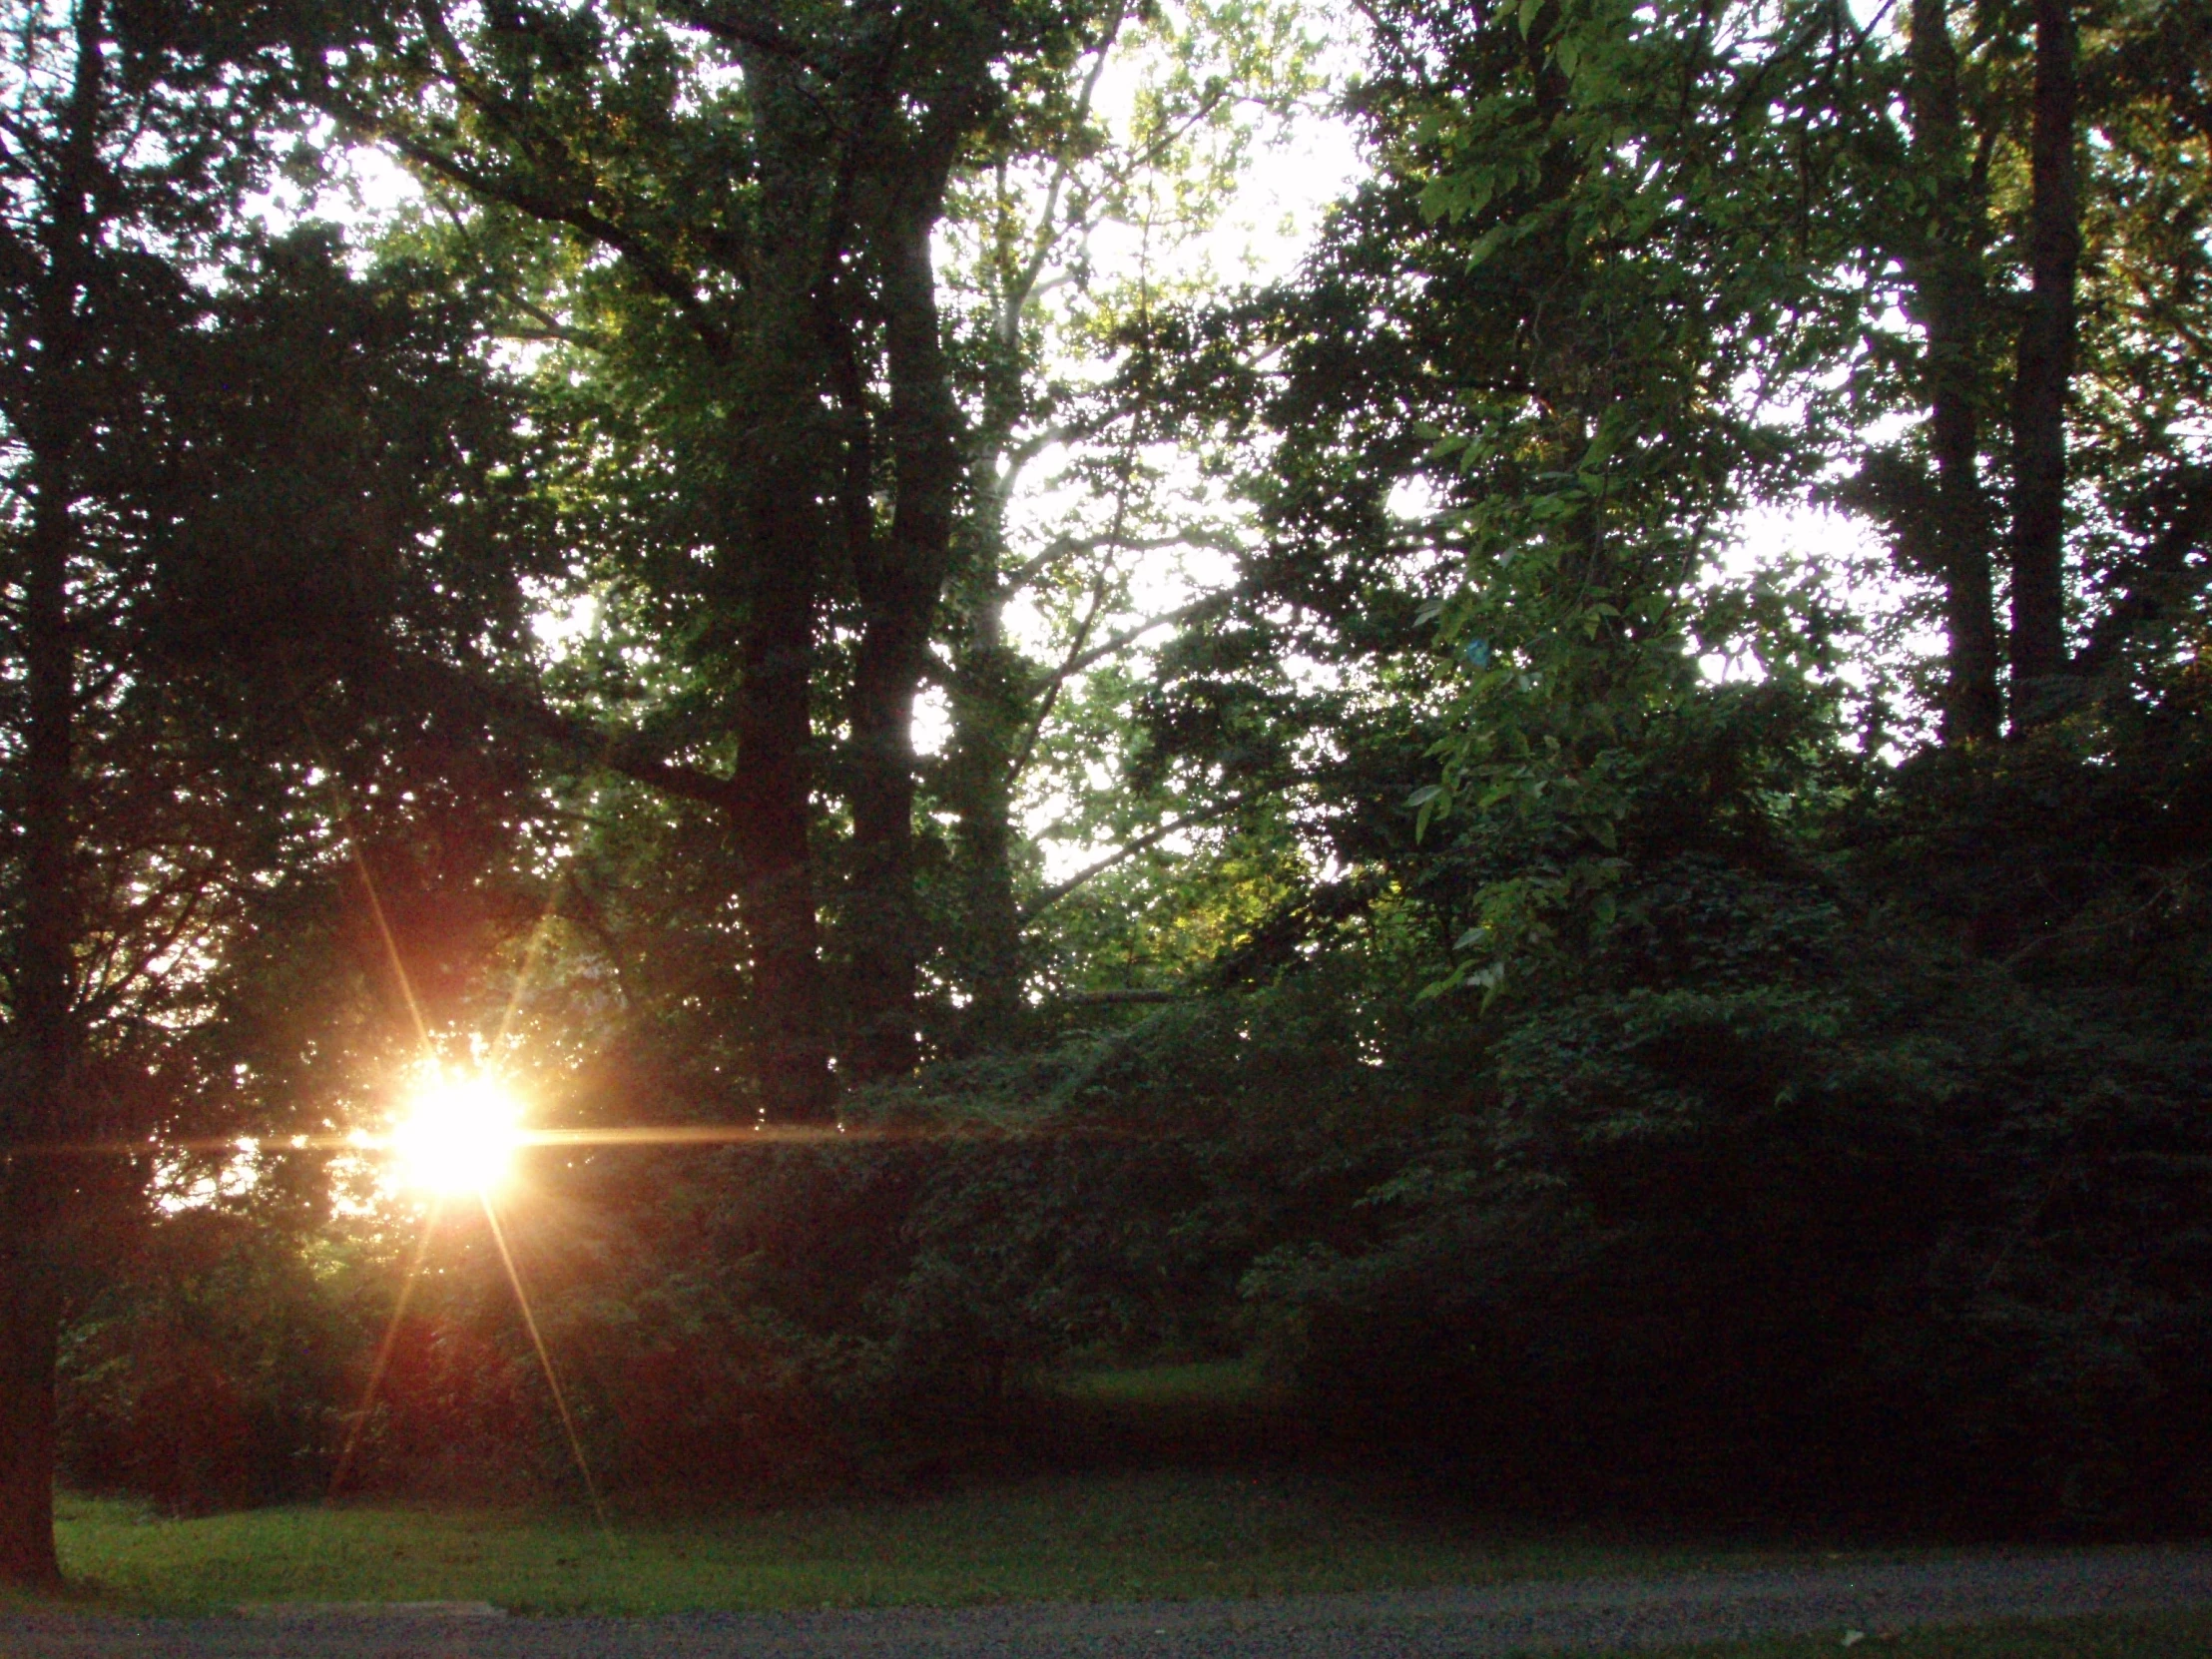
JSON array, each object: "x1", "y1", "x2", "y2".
[
  {"x1": 1646, "y1": 1609, "x2": 2212, "y2": 1656},
  {"x1": 29, "y1": 1478, "x2": 2212, "y2": 1652},
  {"x1": 1051, "y1": 1358, "x2": 1277, "y2": 1407},
  {"x1": 49, "y1": 1470, "x2": 1800, "y2": 1617},
  {"x1": 27, "y1": 1370, "x2": 2205, "y2": 1636}
]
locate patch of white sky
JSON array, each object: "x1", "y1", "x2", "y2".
[
  {"x1": 246, "y1": 126, "x2": 422, "y2": 244},
  {"x1": 945, "y1": 17, "x2": 1369, "y2": 878},
  {"x1": 1704, "y1": 357, "x2": 1940, "y2": 737}
]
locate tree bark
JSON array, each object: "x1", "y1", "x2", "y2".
[
  {"x1": 0, "y1": 1238, "x2": 61, "y2": 1589},
  {"x1": 938, "y1": 195, "x2": 1047, "y2": 1046},
  {"x1": 1906, "y1": 0, "x2": 2002, "y2": 745},
  {"x1": 2006, "y1": 0, "x2": 2080, "y2": 730},
  {"x1": 732, "y1": 423, "x2": 833, "y2": 1125},
  {"x1": 715, "y1": 55, "x2": 845, "y2": 1126},
  {"x1": 0, "y1": 480, "x2": 70, "y2": 1573},
  {"x1": 8, "y1": 429, "x2": 82, "y2": 1539},
  {"x1": 844, "y1": 636, "x2": 923, "y2": 1081},
  {"x1": 845, "y1": 194, "x2": 964, "y2": 1081},
  {"x1": 943, "y1": 603, "x2": 1028, "y2": 1041},
  {"x1": 0, "y1": 0, "x2": 100, "y2": 1587}
]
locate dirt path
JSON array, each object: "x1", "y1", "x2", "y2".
[{"x1": 1, "y1": 1546, "x2": 2207, "y2": 1657}]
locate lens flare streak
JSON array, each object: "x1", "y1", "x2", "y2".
[
  {"x1": 0, "y1": 1122, "x2": 1144, "y2": 1161},
  {"x1": 329, "y1": 1197, "x2": 442, "y2": 1501},
  {"x1": 479, "y1": 1189, "x2": 612, "y2": 1536}
]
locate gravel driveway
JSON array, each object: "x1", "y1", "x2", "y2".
[{"x1": 2, "y1": 1547, "x2": 2207, "y2": 1657}]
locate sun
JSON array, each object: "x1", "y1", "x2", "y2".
[{"x1": 391, "y1": 1072, "x2": 526, "y2": 1196}]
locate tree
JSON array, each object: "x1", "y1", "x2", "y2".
[
  {"x1": 1856, "y1": 0, "x2": 2210, "y2": 738},
  {"x1": 1106, "y1": 0, "x2": 1876, "y2": 1006},
  {"x1": 0, "y1": 0, "x2": 573, "y2": 1571},
  {"x1": 1895, "y1": 0, "x2": 2004, "y2": 741},
  {"x1": 2004, "y1": 0, "x2": 2080, "y2": 724},
  {"x1": 925, "y1": 0, "x2": 1320, "y2": 1037},
  {"x1": 1200, "y1": 0, "x2": 2212, "y2": 1524},
  {"x1": 0, "y1": 0, "x2": 317, "y2": 1584},
  {"x1": 319, "y1": 0, "x2": 1129, "y2": 1111}
]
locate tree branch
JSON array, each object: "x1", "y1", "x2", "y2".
[
  {"x1": 1019, "y1": 793, "x2": 1263, "y2": 923},
  {"x1": 385, "y1": 653, "x2": 750, "y2": 818},
  {"x1": 2072, "y1": 481, "x2": 2212, "y2": 682},
  {"x1": 374, "y1": 129, "x2": 734, "y2": 360},
  {"x1": 1057, "y1": 592, "x2": 1230, "y2": 682}
]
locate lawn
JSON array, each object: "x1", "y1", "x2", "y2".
[
  {"x1": 50, "y1": 1467, "x2": 1796, "y2": 1617},
  {"x1": 1050, "y1": 1356, "x2": 1278, "y2": 1407},
  {"x1": 22, "y1": 1366, "x2": 2208, "y2": 1647}
]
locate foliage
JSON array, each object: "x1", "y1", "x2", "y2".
[{"x1": 1237, "y1": 700, "x2": 2212, "y2": 1524}]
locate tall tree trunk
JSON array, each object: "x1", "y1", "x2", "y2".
[
  {"x1": 1907, "y1": 0, "x2": 2002, "y2": 744},
  {"x1": 732, "y1": 464, "x2": 833, "y2": 1125},
  {"x1": 720, "y1": 62, "x2": 842, "y2": 1127},
  {"x1": 730, "y1": 330, "x2": 831, "y2": 1125},
  {"x1": 1, "y1": 1, "x2": 98, "y2": 1586},
  {"x1": 6, "y1": 388, "x2": 81, "y2": 1596},
  {"x1": 2006, "y1": 0, "x2": 2080, "y2": 729},
  {"x1": 943, "y1": 593, "x2": 1027, "y2": 1042},
  {"x1": 844, "y1": 628, "x2": 920, "y2": 1082},
  {"x1": 0, "y1": 469, "x2": 73, "y2": 1586},
  {"x1": 938, "y1": 232, "x2": 1041, "y2": 1046},
  {"x1": 847, "y1": 198, "x2": 964, "y2": 1081},
  {"x1": 0, "y1": 1237, "x2": 61, "y2": 1589}
]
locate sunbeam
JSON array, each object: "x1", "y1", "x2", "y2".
[
  {"x1": 328, "y1": 1196, "x2": 442, "y2": 1500},
  {"x1": 480, "y1": 1189, "x2": 612, "y2": 1537}
]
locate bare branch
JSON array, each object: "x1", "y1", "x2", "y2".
[
  {"x1": 1002, "y1": 523, "x2": 1241, "y2": 594},
  {"x1": 375, "y1": 129, "x2": 734, "y2": 360},
  {"x1": 494, "y1": 289, "x2": 608, "y2": 351},
  {"x1": 665, "y1": 2, "x2": 813, "y2": 68},
  {"x1": 997, "y1": 8, "x2": 1127, "y2": 347},
  {"x1": 1019, "y1": 793, "x2": 1261, "y2": 923},
  {"x1": 315, "y1": 14, "x2": 732, "y2": 359},
  {"x1": 1048, "y1": 592, "x2": 1228, "y2": 683},
  {"x1": 1006, "y1": 570, "x2": 1111, "y2": 785}
]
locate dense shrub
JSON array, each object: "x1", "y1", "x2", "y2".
[
  {"x1": 57, "y1": 703, "x2": 2212, "y2": 1530},
  {"x1": 1238, "y1": 709, "x2": 2212, "y2": 1530},
  {"x1": 59, "y1": 1211, "x2": 356, "y2": 1511}
]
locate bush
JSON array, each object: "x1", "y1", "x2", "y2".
[{"x1": 1240, "y1": 717, "x2": 2212, "y2": 1530}]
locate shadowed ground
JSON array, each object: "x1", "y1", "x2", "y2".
[{"x1": 0, "y1": 1545, "x2": 2207, "y2": 1656}]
